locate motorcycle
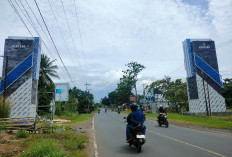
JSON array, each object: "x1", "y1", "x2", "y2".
[
  {"x1": 129, "y1": 126, "x2": 146, "y2": 153},
  {"x1": 118, "y1": 109, "x2": 121, "y2": 114},
  {"x1": 124, "y1": 117, "x2": 146, "y2": 153},
  {"x1": 157, "y1": 113, "x2": 169, "y2": 128}
]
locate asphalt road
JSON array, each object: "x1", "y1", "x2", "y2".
[{"x1": 94, "y1": 110, "x2": 232, "y2": 157}]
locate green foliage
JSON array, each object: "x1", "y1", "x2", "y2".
[
  {"x1": 39, "y1": 54, "x2": 59, "y2": 85},
  {"x1": 0, "y1": 122, "x2": 7, "y2": 131},
  {"x1": 223, "y1": 78, "x2": 232, "y2": 108},
  {"x1": 103, "y1": 61, "x2": 145, "y2": 106},
  {"x1": 38, "y1": 54, "x2": 59, "y2": 115},
  {"x1": 108, "y1": 91, "x2": 117, "y2": 104},
  {"x1": 16, "y1": 130, "x2": 28, "y2": 138},
  {"x1": 101, "y1": 96, "x2": 110, "y2": 106},
  {"x1": 20, "y1": 139, "x2": 66, "y2": 157},
  {"x1": 165, "y1": 79, "x2": 188, "y2": 111},
  {"x1": 38, "y1": 83, "x2": 55, "y2": 115},
  {"x1": 21, "y1": 131, "x2": 88, "y2": 157},
  {"x1": 148, "y1": 77, "x2": 188, "y2": 112},
  {"x1": 60, "y1": 132, "x2": 88, "y2": 150},
  {"x1": 69, "y1": 87, "x2": 94, "y2": 113},
  {"x1": 121, "y1": 61, "x2": 145, "y2": 102},
  {"x1": 0, "y1": 98, "x2": 11, "y2": 118}
]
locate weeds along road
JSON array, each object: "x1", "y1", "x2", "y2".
[{"x1": 94, "y1": 110, "x2": 232, "y2": 157}]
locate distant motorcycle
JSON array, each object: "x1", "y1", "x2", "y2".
[
  {"x1": 129, "y1": 126, "x2": 146, "y2": 153},
  {"x1": 98, "y1": 110, "x2": 100, "y2": 114},
  {"x1": 118, "y1": 109, "x2": 121, "y2": 114},
  {"x1": 157, "y1": 113, "x2": 169, "y2": 128}
]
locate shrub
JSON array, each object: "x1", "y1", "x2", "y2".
[
  {"x1": 0, "y1": 98, "x2": 11, "y2": 118},
  {"x1": 53, "y1": 131, "x2": 88, "y2": 150},
  {"x1": 16, "y1": 130, "x2": 28, "y2": 138},
  {"x1": 20, "y1": 139, "x2": 66, "y2": 157}
]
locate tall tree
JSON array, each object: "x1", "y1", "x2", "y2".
[{"x1": 122, "y1": 62, "x2": 145, "y2": 102}]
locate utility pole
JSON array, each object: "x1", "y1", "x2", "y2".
[
  {"x1": 84, "y1": 82, "x2": 91, "y2": 113},
  {"x1": 84, "y1": 82, "x2": 91, "y2": 91},
  {"x1": 141, "y1": 83, "x2": 147, "y2": 105},
  {"x1": 0, "y1": 55, "x2": 8, "y2": 117}
]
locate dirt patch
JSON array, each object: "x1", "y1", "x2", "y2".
[
  {"x1": 0, "y1": 132, "x2": 24, "y2": 157},
  {"x1": 71, "y1": 116, "x2": 95, "y2": 157},
  {"x1": 53, "y1": 119, "x2": 71, "y2": 123}
]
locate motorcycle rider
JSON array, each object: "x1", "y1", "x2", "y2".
[
  {"x1": 126, "y1": 103, "x2": 146, "y2": 142},
  {"x1": 157, "y1": 105, "x2": 166, "y2": 122}
]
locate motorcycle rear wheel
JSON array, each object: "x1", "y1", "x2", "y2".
[
  {"x1": 136, "y1": 143, "x2": 141, "y2": 153},
  {"x1": 165, "y1": 121, "x2": 169, "y2": 128}
]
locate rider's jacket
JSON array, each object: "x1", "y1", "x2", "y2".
[{"x1": 127, "y1": 110, "x2": 146, "y2": 126}]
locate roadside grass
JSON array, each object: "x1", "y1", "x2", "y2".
[
  {"x1": 55, "y1": 112, "x2": 93, "y2": 123},
  {"x1": 20, "y1": 131, "x2": 88, "y2": 157},
  {"x1": 16, "y1": 130, "x2": 28, "y2": 138},
  {"x1": 20, "y1": 139, "x2": 66, "y2": 157},
  {"x1": 122, "y1": 111, "x2": 232, "y2": 130}
]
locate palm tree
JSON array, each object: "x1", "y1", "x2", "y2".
[
  {"x1": 38, "y1": 54, "x2": 59, "y2": 114},
  {"x1": 39, "y1": 54, "x2": 59, "y2": 86}
]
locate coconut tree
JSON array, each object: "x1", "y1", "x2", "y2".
[
  {"x1": 38, "y1": 54, "x2": 59, "y2": 114},
  {"x1": 39, "y1": 54, "x2": 59, "y2": 87}
]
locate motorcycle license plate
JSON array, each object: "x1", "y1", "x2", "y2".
[{"x1": 136, "y1": 135, "x2": 145, "y2": 138}]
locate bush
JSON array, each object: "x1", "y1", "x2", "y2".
[
  {"x1": 0, "y1": 98, "x2": 11, "y2": 118},
  {"x1": 20, "y1": 139, "x2": 66, "y2": 157},
  {"x1": 16, "y1": 130, "x2": 28, "y2": 138},
  {"x1": 62, "y1": 133, "x2": 88, "y2": 150}
]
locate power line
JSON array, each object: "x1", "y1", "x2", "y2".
[
  {"x1": 60, "y1": 0, "x2": 85, "y2": 75},
  {"x1": 12, "y1": 0, "x2": 67, "y2": 78},
  {"x1": 47, "y1": 0, "x2": 85, "y2": 83},
  {"x1": 8, "y1": 0, "x2": 69, "y2": 84},
  {"x1": 22, "y1": 0, "x2": 80, "y2": 84},
  {"x1": 73, "y1": 0, "x2": 87, "y2": 68},
  {"x1": 33, "y1": 0, "x2": 75, "y2": 86}
]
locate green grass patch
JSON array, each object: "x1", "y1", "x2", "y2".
[
  {"x1": 59, "y1": 132, "x2": 88, "y2": 150},
  {"x1": 20, "y1": 131, "x2": 88, "y2": 157},
  {"x1": 69, "y1": 150, "x2": 87, "y2": 157},
  {"x1": 56, "y1": 112, "x2": 93, "y2": 123},
  {"x1": 20, "y1": 139, "x2": 66, "y2": 157},
  {"x1": 16, "y1": 130, "x2": 28, "y2": 138},
  {"x1": 123, "y1": 111, "x2": 232, "y2": 130}
]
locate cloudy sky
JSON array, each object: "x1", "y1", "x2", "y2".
[{"x1": 0, "y1": 0, "x2": 232, "y2": 102}]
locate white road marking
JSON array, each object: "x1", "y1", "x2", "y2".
[
  {"x1": 147, "y1": 129, "x2": 226, "y2": 157},
  {"x1": 92, "y1": 116, "x2": 99, "y2": 157}
]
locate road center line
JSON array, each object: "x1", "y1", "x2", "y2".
[{"x1": 147, "y1": 129, "x2": 226, "y2": 157}]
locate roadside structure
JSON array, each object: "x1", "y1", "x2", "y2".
[
  {"x1": 0, "y1": 36, "x2": 41, "y2": 118},
  {"x1": 183, "y1": 39, "x2": 226, "y2": 114}
]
